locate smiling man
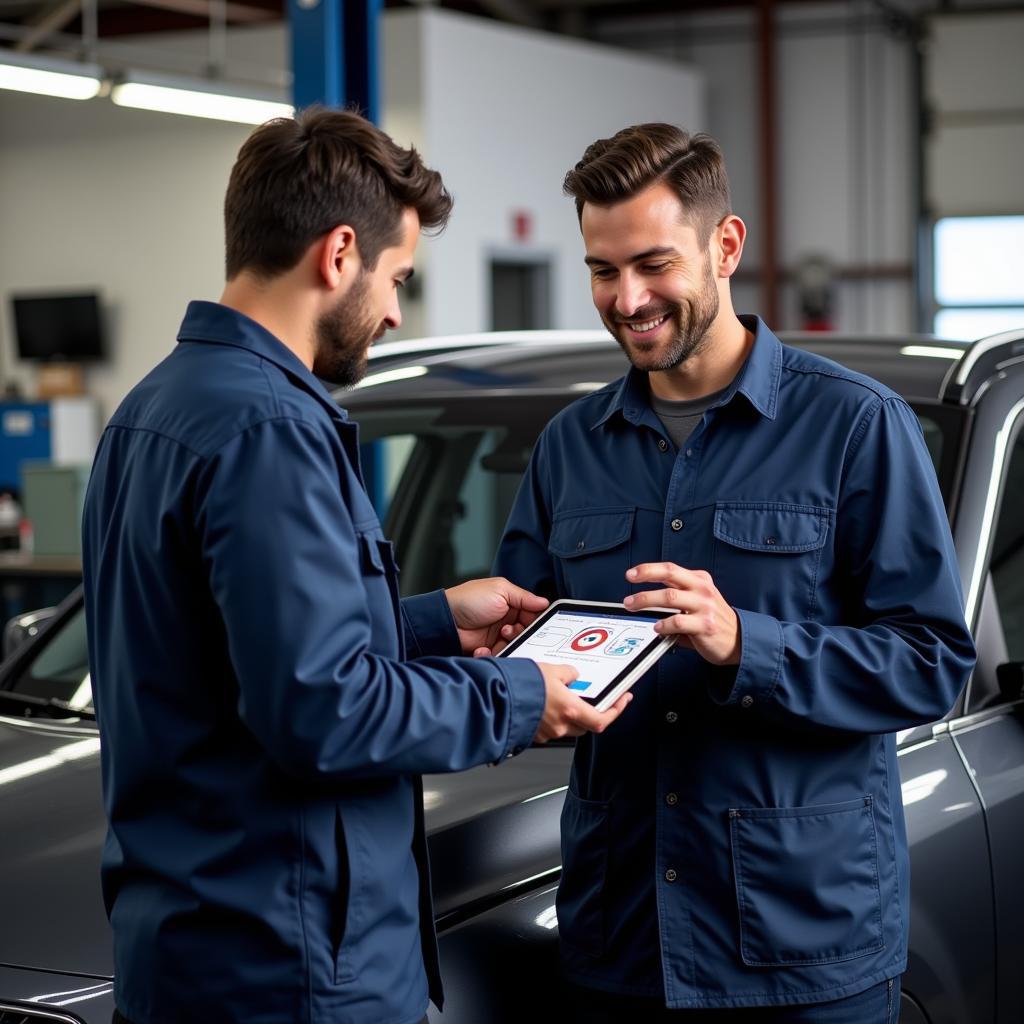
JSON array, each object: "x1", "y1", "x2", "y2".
[
  {"x1": 81, "y1": 107, "x2": 628, "y2": 1024},
  {"x1": 494, "y1": 123, "x2": 976, "y2": 1021}
]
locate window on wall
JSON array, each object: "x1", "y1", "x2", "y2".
[{"x1": 934, "y1": 216, "x2": 1024, "y2": 340}]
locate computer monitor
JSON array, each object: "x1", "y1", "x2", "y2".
[{"x1": 11, "y1": 292, "x2": 105, "y2": 362}]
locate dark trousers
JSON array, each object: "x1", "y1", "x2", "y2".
[{"x1": 567, "y1": 977, "x2": 901, "y2": 1024}]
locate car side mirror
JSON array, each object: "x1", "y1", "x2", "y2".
[
  {"x1": 995, "y1": 662, "x2": 1024, "y2": 703},
  {"x1": 2, "y1": 606, "x2": 57, "y2": 660}
]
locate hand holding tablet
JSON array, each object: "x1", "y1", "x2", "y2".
[{"x1": 497, "y1": 599, "x2": 678, "y2": 712}]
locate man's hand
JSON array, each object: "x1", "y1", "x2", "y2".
[
  {"x1": 623, "y1": 562, "x2": 741, "y2": 666},
  {"x1": 446, "y1": 577, "x2": 549, "y2": 656},
  {"x1": 534, "y1": 662, "x2": 632, "y2": 743}
]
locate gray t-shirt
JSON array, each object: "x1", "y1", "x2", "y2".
[{"x1": 649, "y1": 385, "x2": 730, "y2": 452}]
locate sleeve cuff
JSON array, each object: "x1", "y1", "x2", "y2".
[
  {"x1": 491, "y1": 656, "x2": 546, "y2": 761},
  {"x1": 706, "y1": 607, "x2": 784, "y2": 710},
  {"x1": 400, "y1": 590, "x2": 461, "y2": 659}
]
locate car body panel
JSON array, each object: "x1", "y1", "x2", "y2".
[{"x1": 0, "y1": 966, "x2": 113, "y2": 1021}]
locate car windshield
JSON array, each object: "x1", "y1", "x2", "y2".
[
  {"x1": 1, "y1": 390, "x2": 962, "y2": 706},
  {"x1": 3, "y1": 604, "x2": 92, "y2": 714}
]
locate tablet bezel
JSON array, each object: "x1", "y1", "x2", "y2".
[{"x1": 496, "y1": 598, "x2": 677, "y2": 709}]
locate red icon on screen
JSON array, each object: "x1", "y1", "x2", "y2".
[{"x1": 570, "y1": 628, "x2": 611, "y2": 652}]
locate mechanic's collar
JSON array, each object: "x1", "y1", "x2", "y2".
[
  {"x1": 176, "y1": 300, "x2": 349, "y2": 422},
  {"x1": 591, "y1": 314, "x2": 781, "y2": 429}
]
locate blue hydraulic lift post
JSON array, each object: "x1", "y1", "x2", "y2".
[
  {"x1": 287, "y1": 0, "x2": 387, "y2": 513},
  {"x1": 287, "y1": 0, "x2": 382, "y2": 121}
]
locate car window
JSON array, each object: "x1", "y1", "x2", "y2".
[
  {"x1": 357, "y1": 400, "x2": 556, "y2": 596},
  {"x1": 989, "y1": 428, "x2": 1024, "y2": 664},
  {"x1": 6, "y1": 604, "x2": 92, "y2": 711}
]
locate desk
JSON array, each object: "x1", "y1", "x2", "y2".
[{"x1": 0, "y1": 552, "x2": 82, "y2": 623}]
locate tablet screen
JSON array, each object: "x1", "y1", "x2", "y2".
[{"x1": 499, "y1": 603, "x2": 671, "y2": 702}]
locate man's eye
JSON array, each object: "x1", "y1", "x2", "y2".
[
  {"x1": 591, "y1": 268, "x2": 615, "y2": 280},
  {"x1": 642, "y1": 263, "x2": 669, "y2": 274},
  {"x1": 395, "y1": 279, "x2": 405, "y2": 289}
]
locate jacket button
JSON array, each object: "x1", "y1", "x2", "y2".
[
  {"x1": 764, "y1": 536, "x2": 777, "y2": 545},
  {"x1": 665, "y1": 868, "x2": 678, "y2": 883},
  {"x1": 665, "y1": 792, "x2": 678, "y2": 806},
  {"x1": 576, "y1": 540, "x2": 585, "y2": 550},
  {"x1": 665, "y1": 710, "x2": 678, "y2": 724},
  {"x1": 671, "y1": 518, "x2": 684, "y2": 532},
  {"x1": 658, "y1": 438, "x2": 668, "y2": 452},
  {"x1": 685, "y1": 448, "x2": 693, "y2": 458},
  {"x1": 741, "y1": 695, "x2": 754, "y2": 708}
]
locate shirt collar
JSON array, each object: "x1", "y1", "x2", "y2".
[
  {"x1": 176, "y1": 300, "x2": 349, "y2": 422},
  {"x1": 590, "y1": 314, "x2": 781, "y2": 430}
]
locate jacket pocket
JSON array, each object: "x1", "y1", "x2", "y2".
[
  {"x1": 357, "y1": 530, "x2": 402, "y2": 658},
  {"x1": 548, "y1": 508, "x2": 634, "y2": 600},
  {"x1": 729, "y1": 796, "x2": 885, "y2": 967},
  {"x1": 333, "y1": 804, "x2": 356, "y2": 984},
  {"x1": 556, "y1": 791, "x2": 609, "y2": 958},
  {"x1": 711, "y1": 502, "x2": 830, "y2": 620}
]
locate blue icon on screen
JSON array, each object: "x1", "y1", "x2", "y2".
[
  {"x1": 606, "y1": 636, "x2": 643, "y2": 657},
  {"x1": 569, "y1": 681, "x2": 591, "y2": 691}
]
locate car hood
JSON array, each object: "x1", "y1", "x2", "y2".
[{"x1": 0, "y1": 715, "x2": 569, "y2": 979}]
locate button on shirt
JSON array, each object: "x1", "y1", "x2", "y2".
[
  {"x1": 493, "y1": 316, "x2": 975, "y2": 1009},
  {"x1": 82, "y1": 302, "x2": 545, "y2": 1024}
]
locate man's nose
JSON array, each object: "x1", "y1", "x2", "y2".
[
  {"x1": 614, "y1": 274, "x2": 648, "y2": 319},
  {"x1": 384, "y1": 296, "x2": 402, "y2": 330}
]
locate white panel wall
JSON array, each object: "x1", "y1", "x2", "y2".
[
  {"x1": 926, "y1": 10, "x2": 1024, "y2": 216},
  {"x1": 395, "y1": 8, "x2": 704, "y2": 336}
]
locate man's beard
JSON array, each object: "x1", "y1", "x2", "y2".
[
  {"x1": 312, "y1": 271, "x2": 381, "y2": 387},
  {"x1": 603, "y1": 252, "x2": 720, "y2": 373}
]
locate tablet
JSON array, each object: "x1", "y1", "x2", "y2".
[{"x1": 497, "y1": 599, "x2": 677, "y2": 712}]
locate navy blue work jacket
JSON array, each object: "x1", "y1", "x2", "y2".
[
  {"x1": 82, "y1": 301, "x2": 545, "y2": 1024},
  {"x1": 493, "y1": 316, "x2": 976, "y2": 1009}
]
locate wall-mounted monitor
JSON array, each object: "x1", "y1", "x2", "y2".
[{"x1": 10, "y1": 292, "x2": 105, "y2": 362}]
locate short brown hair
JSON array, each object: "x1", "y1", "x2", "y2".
[
  {"x1": 563, "y1": 123, "x2": 730, "y2": 241},
  {"x1": 224, "y1": 106, "x2": 453, "y2": 279}
]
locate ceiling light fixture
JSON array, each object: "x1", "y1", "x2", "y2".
[
  {"x1": 110, "y1": 71, "x2": 293, "y2": 125},
  {"x1": 0, "y1": 50, "x2": 102, "y2": 101}
]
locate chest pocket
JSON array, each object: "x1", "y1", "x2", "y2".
[
  {"x1": 357, "y1": 526, "x2": 403, "y2": 659},
  {"x1": 711, "y1": 502, "x2": 830, "y2": 621},
  {"x1": 548, "y1": 507, "x2": 634, "y2": 602}
]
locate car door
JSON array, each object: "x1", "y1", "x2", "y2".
[{"x1": 947, "y1": 393, "x2": 1024, "y2": 1024}]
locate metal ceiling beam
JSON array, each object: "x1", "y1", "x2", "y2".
[
  {"x1": 14, "y1": 0, "x2": 79, "y2": 51},
  {"x1": 475, "y1": 0, "x2": 541, "y2": 27},
  {"x1": 128, "y1": 0, "x2": 277, "y2": 24}
]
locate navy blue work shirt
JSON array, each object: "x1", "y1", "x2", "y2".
[
  {"x1": 82, "y1": 301, "x2": 545, "y2": 1024},
  {"x1": 493, "y1": 316, "x2": 976, "y2": 1009}
]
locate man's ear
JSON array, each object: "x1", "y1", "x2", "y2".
[
  {"x1": 715, "y1": 214, "x2": 746, "y2": 279},
  {"x1": 318, "y1": 224, "x2": 359, "y2": 289}
]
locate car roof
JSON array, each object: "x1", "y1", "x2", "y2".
[{"x1": 344, "y1": 330, "x2": 968, "y2": 406}]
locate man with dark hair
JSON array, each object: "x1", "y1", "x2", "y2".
[
  {"x1": 82, "y1": 107, "x2": 628, "y2": 1024},
  {"x1": 494, "y1": 123, "x2": 975, "y2": 1021}
]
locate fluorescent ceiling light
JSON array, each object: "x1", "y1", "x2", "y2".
[
  {"x1": 111, "y1": 72, "x2": 292, "y2": 125},
  {"x1": 0, "y1": 51, "x2": 101, "y2": 101}
]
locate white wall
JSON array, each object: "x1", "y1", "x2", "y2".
[
  {"x1": 0, "y1": 92, "x2": 250, "y2": 416},
  {"x1": 395, "y1": 8, "x2": 705, "y2": 336}
]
